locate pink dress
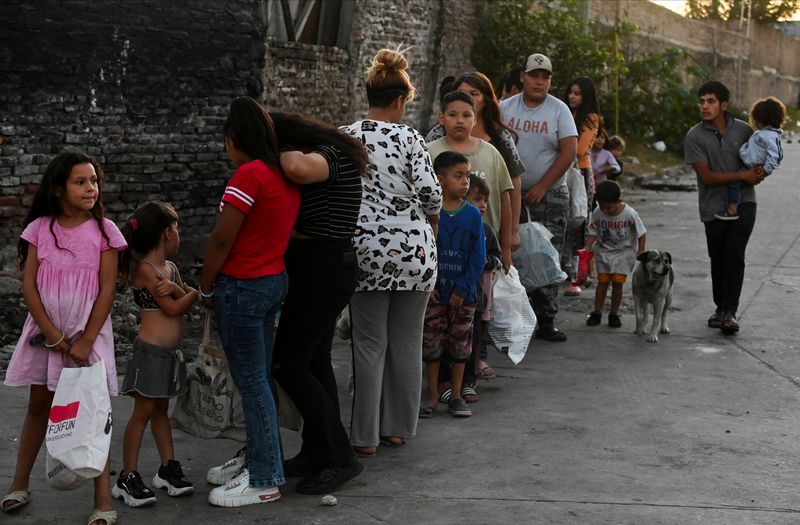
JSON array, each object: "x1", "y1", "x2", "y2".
[{"x1": 4, "y1": 216, "x2": 127, "y2": 395}]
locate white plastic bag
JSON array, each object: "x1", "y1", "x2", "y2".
[
  {"x1": 487, "y1": 267, "x2": 536, "y2": 365},
  {"x1": 45, "y1": 359, "x2": 112, "y2": 488},
  {"x1": 512, "y1": 211, "x2": 568, "y2": 292},
  {"x1": 46, "y1": 451, "x2": 84, "y2": 490},
  {"x1": 566, "y1": 164, "x2": 588, "y2": 223}
]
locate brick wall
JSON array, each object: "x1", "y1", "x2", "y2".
[
  {"x1": 1, "y1": 0, "x2": 479, "y2": 270},
  {"x1": 262, "y1": 0, "x2": 478, "y2": 130},
  {"x1": 0, "y1": 0, "x2": 267, "y2": 268}
]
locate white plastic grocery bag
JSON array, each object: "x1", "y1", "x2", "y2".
[
  {"x1": 45, "y1": 359, "x2": 112, "y2": 488},
  {"x1": 512, "y1": 211, "x2": 568, "y2": 292},
  {"x1": 487, "y1": 267, "x2": 537, "y2": 365}
]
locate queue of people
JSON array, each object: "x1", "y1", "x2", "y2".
[{"x1": 1, "y1": 42, "x2": 782, "y2": 525}]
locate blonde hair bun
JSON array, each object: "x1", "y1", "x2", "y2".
[
  {"x1": 370, "y1": 48, "x2": 409, "y2": 75},
  {"x1": 365, "y1": 46, "x2": 416, "y2": 104}
]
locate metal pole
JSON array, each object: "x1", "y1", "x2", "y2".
[
  {"x1": 746, "y1": 0, "x2": 752, "y2": 38},
  {"x1": 614, "y1": 29, "x2": 620, "y2": 136}
]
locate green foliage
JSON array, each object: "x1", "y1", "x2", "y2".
[
  {"x1": 471, "y1": 0, "x2": 622, "y2": 96},
  {"x1": 685, "y1": 0, "x2": 800, "y2": 22},
  {"x1": 607, "y1": 48, "x2": 707, "y2": 153},
  {"x1": 472, "y1": 0, "x2": 707, "y2": 152}
]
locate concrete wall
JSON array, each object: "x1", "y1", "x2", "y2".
[{"x1": 590, "y1": 0, "x2": 800, "y2": 109}]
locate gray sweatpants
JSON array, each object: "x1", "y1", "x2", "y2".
[{"x1": 349, "y1": 290, "x2": 429, "y2": 448}]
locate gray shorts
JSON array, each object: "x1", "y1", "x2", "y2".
[{"x1": 120, "y1": 337, "x2": 187, "y2": 399}]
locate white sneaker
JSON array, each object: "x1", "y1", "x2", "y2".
[
  {"x1": 208, "y1": 468, "x2": 281, "y2": 507},
  {"x1": 206, "y1": 447, "x2": 246, "y2": 486}
]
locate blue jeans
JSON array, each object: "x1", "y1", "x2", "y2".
[
  {"x1": 215, "y1": 273, "x2": 288, "y2": 488},
  {"x1": 727, "y1": 181, "x2": 743, "y2": 205}
]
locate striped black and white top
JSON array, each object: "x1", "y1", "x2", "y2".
[{"x1": 294, "y1": 144, "x2": 362, "y2": 240}]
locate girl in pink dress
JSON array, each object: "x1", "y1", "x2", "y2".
[{"x1": 2, "y1": 150, "x2": 127, "y2": 525}]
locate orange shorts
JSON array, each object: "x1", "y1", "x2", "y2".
[{"x1": 597, "y1": 272, "x2": 627, "y2": 284}]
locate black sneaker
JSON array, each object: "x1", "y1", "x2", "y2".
[
  {"x1": 152, "y1": 459, "x2": 194, "y2": 496},
  {"x1": 714, "y1": 210, "x2": 739, "y2": 221},
  {"x1": 283, "y1": 454, "x2": 316, "y2": 478},
  {"x1": 586, "y1": 312, "x2": 602, "y2": 326},
  {"x1": 112, "y1": 471, "x2": 157, "y2": 507},
  {"x1": 608, "y1": 314, "x2": 622, "y2": 328},
  {"x1": 295, "y1": 457, "x2": 363, "y2": 495},
  {"x1": 535, "y1": 326, "x2": 567, "y2": 341}
]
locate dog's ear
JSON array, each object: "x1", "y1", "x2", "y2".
[
  {"x1": 663, "y1": 251, "x2": 672, "y2": 264},
  {"x1": 637, "y1": 251, "x2": 649, "y2": 262}
]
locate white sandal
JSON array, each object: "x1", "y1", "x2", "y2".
[
  {"x1": 88, "y1": 508, "x2": 117, "y2": 525},
  {"x1": 1, "y1": 490, "x2": 31, "y2": 512}
]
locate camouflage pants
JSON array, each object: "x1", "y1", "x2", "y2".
[{"x1": 522, "y1": 186, "x2": 569, "y2": 324}]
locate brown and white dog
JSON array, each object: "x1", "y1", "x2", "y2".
[{"x1": 632, "y1": 250, "x2": 673, "y2": 343}]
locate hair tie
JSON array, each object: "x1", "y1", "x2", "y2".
[{"x1": 129, "y1": 218, "x2": 138, "y2": 231}]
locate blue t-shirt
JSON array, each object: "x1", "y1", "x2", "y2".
[{"x1": 435, "y1": 202, "x2": 486, "y2": 305}]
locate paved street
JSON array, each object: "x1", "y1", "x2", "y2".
[{"x1": 2, "y1": 141, "x2": 799, "y2": 524}]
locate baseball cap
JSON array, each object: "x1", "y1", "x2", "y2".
[{"x1": 525, "y1": 53, "x2": 552, "y2": 73}]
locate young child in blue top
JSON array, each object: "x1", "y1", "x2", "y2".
[
  {"x1": 421, "y1": 151, "x2": 485, "y2": 418},
  {"x1": 716, "y1": 96, "x2": 785, "y2": 220}
]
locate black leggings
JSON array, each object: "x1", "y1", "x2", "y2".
[{"x1": 272, "y1": 237, "x2": 357, "y2": 469}]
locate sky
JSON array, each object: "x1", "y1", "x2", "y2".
[{"x1": 649, "y1": 0, "x2": 800, "y2": 20}]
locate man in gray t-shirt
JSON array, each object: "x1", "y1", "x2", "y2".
[
  {"x1": 500, "y1": 53, "x2": 577, "y2": 342},
  {"x1": 683, "y1": 80, "x2": 764, "y2": 334}
]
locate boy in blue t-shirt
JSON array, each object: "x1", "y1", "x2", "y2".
[{"x1": 420, "y1": 151, "x2": 485, "y2": 418}]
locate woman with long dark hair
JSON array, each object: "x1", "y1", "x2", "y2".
[
  {"x1": 200, "y1": 96, "x2": 300, "y2": 507},
  {"x1": 563, "y1": 77, "x2": 600, "y2": 296},
  {"x1": 268, "y1": 111, "x2": 368, "y2": 494}
]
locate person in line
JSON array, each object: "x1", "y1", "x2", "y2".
[
  {"x1": 427, "y1": 71, "x2": 524, "y2": 255},
  {"x1": 343, "y1": 47, "x2": 442, "y2": 457},
  {"x1": 716, "y1": 96, "x2": 785, "y2": 221},
  {"x1": 426, "y1": 71, "x2": 526, "y2": 381},
  {"x1": 684, "y1": 81, "x2": 765, "y2": 334},
  {"x1": 500, "y1": 53, "x2": 578, "y2": 342},
  {"x1": 3, "y1": 150, "x2": 126, "y2": 525},
  {"x1": 466, "y1": 173, "x2": 503, "y2": 391},
  {"x1": 114, "y1": 201, "x2": 197, "y2": 507},
  {"x1": 605, "y1": 135, "x2": 626, "y2": 180},
  {"x1": 269, "y1": 111, "x2": 368, "y2": 494},
  {"x1": 200, "y1": 96, "x2": 301, "y2": 507},
  {"x1": 427, "y1": 91, "x2": 513, "y2": 270},
  {"x1": 584, "y1": 181, "x2": 646, "y2": 328},
  {"x1": 562, "y1": 77, "x2": 600, "y2": 296},
  {"x1": 500, "y1": 65, "x2": 524, "y2": 101},
  {"x1": 419, "y1": 152, "x2": 485, "y2": 419},
  {"x1": 591, "y1": 127, "x2": 621, "y2": 187}
]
